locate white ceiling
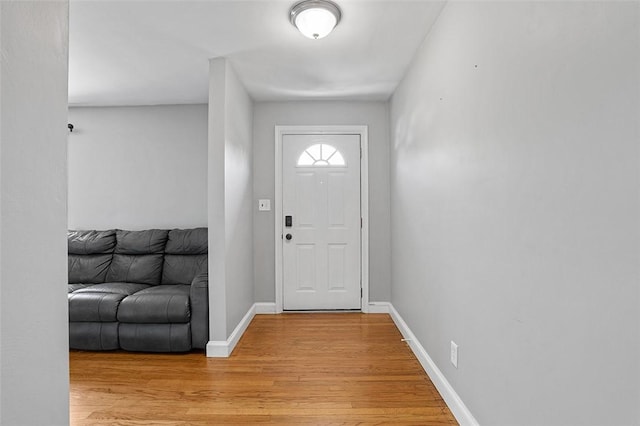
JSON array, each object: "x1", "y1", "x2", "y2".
[{"x1": 69, "y1": 0, "x2": 445, "y2": 106}]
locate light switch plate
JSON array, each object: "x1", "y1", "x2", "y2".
[{"x1": 258, "y1": 199, "x2": 271, "y2": 211}]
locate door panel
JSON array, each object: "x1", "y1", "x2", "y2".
[
  {"x1": 296, "y1": 172, "x2": 316, "y2": 227},
  {"x1": 327, "y1": 243, "x2": 347, "y2": 290},
  {"x1": 295, "y1": 244, "x2": 316, "y2": 291},
  {"x1": 282, "y1": 134, "x2": 361, "y2": 310},
  {"x1": 327, "y1": 172, "x2": 346, "y2": 227}
]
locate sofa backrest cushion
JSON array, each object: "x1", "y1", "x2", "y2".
[
  {"x1": 68, "y1": 230, "x2": 116, "y2": 284},
  {"x1": 162, "y1": 228, "x2": 208, "y2": 285},
  {"x1": 106, "y1": 229, "x2": 169, "y2": 285},
  {"x1": 113, "y1": 229, "x2": 169, "y2": 254},
  {"x1": 69, "y1": 230, "x2": 117, "y2": 254}
]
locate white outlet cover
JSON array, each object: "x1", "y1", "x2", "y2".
[
  {"x1": 258, "y1": 199, "x2": 271, "y2": 211},
  {"x1": 450, "y1": 341, "x2": 458, "y2": 368}
]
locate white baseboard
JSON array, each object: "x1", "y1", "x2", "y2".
[
  {"x1": 367, "y1": 301, "x2": 391, "y2": 313},
  {"x1": 255, "y1": 302, "x2": 277, "y2": 314},
  {"x1": 206, "y1": 303, "x2": 256, "y2": 358},
  {"x1": 388, "y1": 304, "x2": 479, "y2": 426}
]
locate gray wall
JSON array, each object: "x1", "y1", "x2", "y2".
[
  {"x1": 208, "y1": 58, "x2": 254, "y2": 341},
  {"x1": 68, "y1": 105, "x2": 208, "y2": 230},
  {"x1": 253, "y1": 101, "x2": 391, "y2": 303},
  {"x1": 0, "y1": 1, "x2": 70, "y2": 424},
  {"x1": 222, "y1": 62, "x2": 254, "y2": 336},
  {"x1": 389, "y1": 2, "x2": 639, "y2": 425}
]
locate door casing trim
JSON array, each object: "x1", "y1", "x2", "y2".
[{"x1": 274, "y1": 125, "x2": 369, "y2": 313}]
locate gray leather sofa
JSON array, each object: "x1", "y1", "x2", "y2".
[{"x1": 68, "y1": 228, "x2": 208, "y2": 352}]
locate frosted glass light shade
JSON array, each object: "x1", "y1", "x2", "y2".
[{"x1": 290, "y1": 0, "x2": 341, "y2": 40}]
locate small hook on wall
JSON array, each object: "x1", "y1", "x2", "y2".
[{"x1": 68, "y1": 123, "x2": 74, "y2": 132}]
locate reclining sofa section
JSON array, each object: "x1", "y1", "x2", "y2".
[{"x1": 68, "y1": 228, "x2": 208, "y2": 352}]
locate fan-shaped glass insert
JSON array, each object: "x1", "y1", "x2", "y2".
[{"x1": 297, "y1": 144, "x2": 345, "y2": 167}]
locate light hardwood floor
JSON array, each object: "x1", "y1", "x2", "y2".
[{"x1": 70, "y1": 313, "x2": 458, "y2": 425}]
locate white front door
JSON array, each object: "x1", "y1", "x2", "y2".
[{"x1": 282, "y1": 134, "x2": 361, "y2": 310}]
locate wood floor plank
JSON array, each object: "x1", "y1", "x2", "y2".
[{"x1": 70, "y1": 313, "x2": 458, "y2": 425}]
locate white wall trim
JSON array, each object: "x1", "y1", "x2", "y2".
[
  {"x1": 206, "y1": 304, "x2": 256, "y2": 357},
  {"x1": 360, "y1": 127, "x2": 370, "y2": 313},
  {"x1": 388, "y1": 304, "x2": 480, "y2": 426},
  {"x1": 367, "y1": 301, "x2": 391, "y2": 313},
  {"x1": 255, "y1": 302, "x2": 277, "y2": 314},
  {"x1": 274, "y1": 125, "x2": 370, "y2": 313}
]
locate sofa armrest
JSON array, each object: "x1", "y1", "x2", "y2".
[{"x1": 190, "y1": 272, "x2": 209, "y2": 349}]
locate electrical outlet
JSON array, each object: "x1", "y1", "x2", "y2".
[{"x1": 450, "y1": 341, "x2": 458, "y2": 368}]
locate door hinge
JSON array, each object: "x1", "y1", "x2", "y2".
[
  {"x1": 361, "y1": 288, "x2": 363, "y2": 298},
  {"x1": 361, "y1": 218, "x2": 363, "y2": 228}
]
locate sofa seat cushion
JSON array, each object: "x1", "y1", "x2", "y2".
[
  {"x1": 69, "y1": 292, "x2": 127, "y2": 322},
  {"x1": 72, "y1": 282, "x2": 150, "y2": 296},
  {"x1": 117, "y1": 285, "x2": 191, "y2": 324},
  {"x1": 69, "y1": 322, "x2": 119, "y2": 351},
  {"x1": 119, "y1": 323, "x2": 191, "y2": 352},
  {"x1": 68, "y1": 283, "x2": 96, "y2": 293}
]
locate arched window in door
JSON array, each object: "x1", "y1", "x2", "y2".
[{"x1": 297, "y1": 144, "x2": 345, "y2": 167}]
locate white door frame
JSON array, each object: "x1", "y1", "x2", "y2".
[{"x1": 275, "y1": 125, "x2": 370, "y2": 313}]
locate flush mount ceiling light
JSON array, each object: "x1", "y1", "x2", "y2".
[{"x1": 289, "y1": 0, "x2": 342, "y2": 40}]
